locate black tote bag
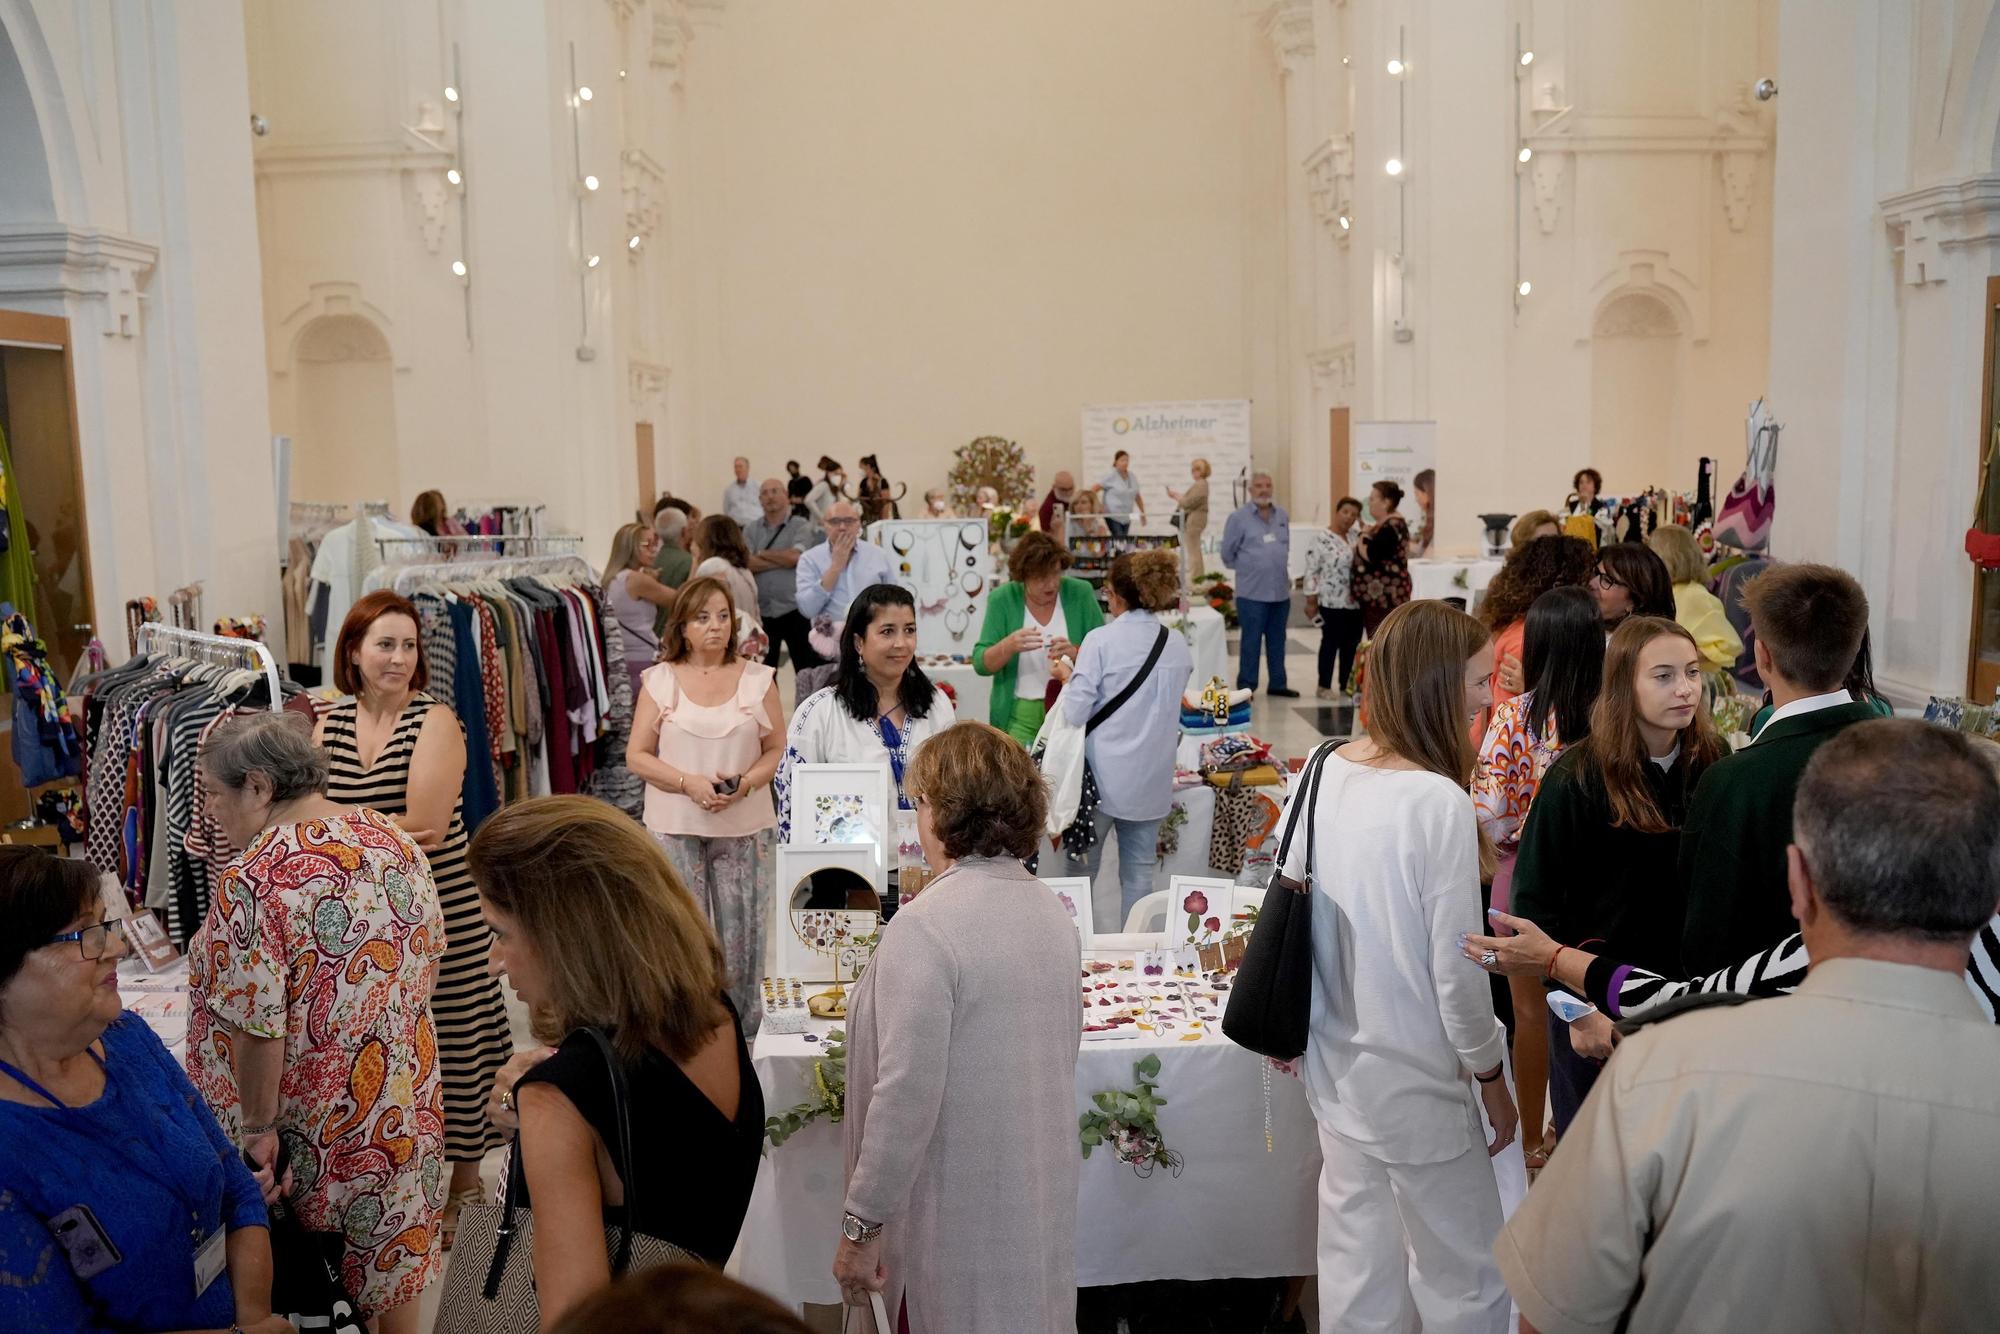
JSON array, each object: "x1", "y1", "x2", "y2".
[{"x1": 1222, "y1": 739, "x2": 1334, "y2": 1061}]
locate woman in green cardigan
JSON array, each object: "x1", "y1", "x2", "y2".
[{"x1": 974, "y1": 530, "x2": 1105, "y2": 743}]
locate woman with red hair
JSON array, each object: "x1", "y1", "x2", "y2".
[{"x1": 315, "y1": 589, "x2": 513, "y2": 1247}]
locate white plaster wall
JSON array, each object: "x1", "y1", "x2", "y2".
[
  {"x1": 0, "y1": 0, "x2": 281, "y2": 647},
  {"x1": 674, "y1": 0, "x2": 1289, "y2": 512}
]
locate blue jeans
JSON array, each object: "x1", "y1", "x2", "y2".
[
  {"x1": 1073, "y1": 810, "x2": 1165, "y2": 924},
  {"x1": 1237, "y1": 596, "x2": 1290, "y2": 691}
]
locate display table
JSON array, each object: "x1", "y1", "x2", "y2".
[
  {"x1": 732, "y1": 957, "x2": 1528, "y2": 1313},
  {"x1": 1171, "y1": 605, "x2": 1227, "y2": 689},
  {"x1": 120, "y1": 955, "x2": 190, "y2": 1059},
  {"x1": 1409, "y1": 556, "x2": 1504, "y2": 607}
]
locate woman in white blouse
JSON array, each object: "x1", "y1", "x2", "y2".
[
  {"x1": 775, "y1": 584, "x2": 956, "y2": 842},
  {"x1": 1280, "y1": 597, "x2": 1517, "y2": 1331}
]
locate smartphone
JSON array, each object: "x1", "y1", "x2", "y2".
[
  {"x1": 716, "y1": 775, "x2": 742, "y2": 795},
  {"x1": 1546, "y1": 991, "x2": 1598, "y2": 1024},
  {"x1": 48, "y1": 1205, "x2": 121, "y2": 1279}
]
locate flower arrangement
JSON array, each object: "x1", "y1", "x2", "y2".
[
  {"x1": 1080, "y1": 1053, "x2": 1182, "y2": 1177},
  {"x1": 950, "y1": 436, "x2": 1036, "y2": 514},
  {"x1": 765, "y1": 1028, "x2": 846, "y2": 1149},
  {"x1": 1155, "y1": 800, "x2": 1189, "y2": 859},
  {"x1": 1192, "y1": 571, "x2": 1238, "y2": 627},
  {"x1": 987, "y1": 507, "x2": 1032, "y2": 547}
]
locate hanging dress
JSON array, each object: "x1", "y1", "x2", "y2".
[{"x1": 322, "y1": 692, "x2": 512, "y2": 1161}]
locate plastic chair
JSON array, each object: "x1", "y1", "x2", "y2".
[{"x1": 1122, "y1": 890, "x2": 1169, "y2": 934}]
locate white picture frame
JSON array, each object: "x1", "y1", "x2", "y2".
[
  {"x1": 1167, "y1": 875, "x2": 1240, "y2": 950},
  {"x1": 774, "y1": 844, "x2": 884, "y2": 982},
  {"x1": 1038, "y1": 875, "x2": 1095, "y2": 946},
  {"x1": 791, "y1": 761, "x2": 894, "y2": 881}
]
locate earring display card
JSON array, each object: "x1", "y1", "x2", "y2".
[
  {"x1": 867, "y1": 518, "x2": 995, "y2": 655},
  {"x1": 1039, "y1": 875, "x2": 1095, "y2": 945}
]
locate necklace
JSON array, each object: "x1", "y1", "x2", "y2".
[{"x1": 946, "y1": 608, "x2": 969, "y2": 641}]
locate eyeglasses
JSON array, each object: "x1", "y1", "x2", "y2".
[
  {"x1": 45, "y1": 918, "x2": 127, "y2": 961},
  {"x1": 1593, "y1": 569, "x2": 1626, "y2": 591},
  {"x1": 824, "y1": 517, "x2": 860, "y2": 529}
]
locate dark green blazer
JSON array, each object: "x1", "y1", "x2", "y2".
[
  {"x1": 1678, "y1": 701, "x2": 1880, "y2": 974},
  {"x1": 971, "y1": 577, "x2": 1105, "y2": 729}
]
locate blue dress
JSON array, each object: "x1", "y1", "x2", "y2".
[{"x1": 0, "y1": 1011, "x2": 268, "y2": 1332}]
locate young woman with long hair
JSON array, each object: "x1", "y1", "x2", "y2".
[
  {"x1": 1287, "y1": 599, "x2": 1517, "y2": 1331},
  {"x1": 1471, "y1": 585, "x2": 1605, "y2": 1175},
  {"x1": 1509, "y1": 615, "x2": 1725, "y2": 1131}
]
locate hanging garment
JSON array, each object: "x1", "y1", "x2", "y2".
[{"x1": 3, "y1": 611, "x2": 85, "y2": 788}]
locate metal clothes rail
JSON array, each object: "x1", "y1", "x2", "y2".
[{"x1": 136, "y1": 623, "x2": 283, "y2": 713}]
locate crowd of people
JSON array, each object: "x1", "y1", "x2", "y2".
[{"x1": 2, "y1": 449, "x2": 1996, "y2": 1334}]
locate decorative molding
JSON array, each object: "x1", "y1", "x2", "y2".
[
  {"x1": 1593, "y1": 292, "x2": 1680, "y2": 338},
  {"x1": 1530, "y1": 152, "x2": 1565, "y2": 235},
  {"x1": 622, "y1": 148, "x2": 666, "y2": 248},
  {"x1": 1881, "y1": 174, "x2": 2000, "y2": 286},
  {"x1": 629, "y1": 359, "x2": 670, "y2": 408},
  {"x1": 1308, "y1": 342, "x2": 1356, "y2": 395},
  {"x1": 252, "y1": 138, "x2": 453, "y2": 179},
  {"x1": 414, "y1": 175, "x2": 448, "y2": 254},
  {"x1": 271, "y1": 283, "x2": 406, "y2": 375},
  {"x1": 1580, "y1": 250, "x2": 1705, "y2": 345},
  {"x1": 651, "y1": 3, "x2": 694, "y2": 81},
  {"x1": 296, "y1": 316, "x2": 392, "y2": 363},
  {"x1": 1265, "y1": 0, "x2": 1314, "y2": 73},
  {"x1": 1719, "y1": 151, "x2": 1757, "y2": 232},
  {"x1": 1304, "y1": 134, "x2": 1353, "y2": 242},
  {"x1": 0, "y1": 225, "x2": 158, "y2": 337}
]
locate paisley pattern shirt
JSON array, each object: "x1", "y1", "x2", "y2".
[
  {"x1": 186, "y1": 808, "x2": 447, "y2": 1316},
  {"x1": 1471, "y1": 691, "x2": 1569, "y2": 849}
]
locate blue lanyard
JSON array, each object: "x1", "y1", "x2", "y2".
[{"x1": 877, "y1": 715, "x2": 910, "y2": 808}]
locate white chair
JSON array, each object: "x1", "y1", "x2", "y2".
[{"x1": 1122, "y1": 890, "x2": 1170, "y2": 934}]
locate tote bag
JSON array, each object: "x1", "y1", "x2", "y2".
[
  {"x1": 1713, "y1": 400, "x2": 1778, "y2": 553},
  {"x1": 1222, "y1": 740, "x2": 1334, "y2": 1061},
  {"x1": 434, "y1": 1028, "x2": 703, "y2": 1334}
]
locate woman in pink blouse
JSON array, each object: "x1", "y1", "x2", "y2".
[
  {"x1": 625, "y1": 576, "x2": 784, "y2": 1030},
  {"x1": 1470, "y1": 585, "x2": 1602, "y2": 1175}
]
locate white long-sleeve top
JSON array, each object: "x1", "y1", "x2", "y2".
[{"x1": 1283, "y1": 753, "x2": 1508, "y2": 1164}]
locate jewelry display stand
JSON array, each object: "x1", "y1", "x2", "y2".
[{"x1": 868, "y1": 518, "x2": 995, "y2": 654}]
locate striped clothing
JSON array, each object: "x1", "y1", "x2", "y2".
[
  {"x1": 1593, "y1": 914, "x2": 2000, "y2": 1024},
  {"x1": 322, "y1": 693, "x2": 511, "y2": 1160}
]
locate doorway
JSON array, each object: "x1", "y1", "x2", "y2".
[{"x1": 1967, "y1": 276, "x2": 2000, "y2": 700}]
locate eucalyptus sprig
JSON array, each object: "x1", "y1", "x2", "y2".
[
  {"x1": 1080, "y1": 1053, "x2": 1183, "y2": 1178},
  {"x1": 764, "y1": 1028, "x2": 846, "y2": 1151}
]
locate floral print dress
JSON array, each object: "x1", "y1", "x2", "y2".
[
  {"x1": 1353, "y1": 514, "x2": 1412, "y2": 633},
  {"x1": 187, "y1": 808, "x2": 447, "y2": 1316}
]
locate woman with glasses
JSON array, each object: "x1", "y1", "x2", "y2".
[
  {"x1": 187, "y1": 712, "x2": 447, "y2": 1333},
  {"x1": 0, "y1": 848, "x2": 291, "y2": 1334},
  {"x1": 1590, "y1": 542, "x2": 1675, "y2": 634}
]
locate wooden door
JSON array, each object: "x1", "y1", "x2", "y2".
[
  {"x1": 636, "y1": 421, "x2": 656, "y2": 522},
  {"x1": 1329, "y1": 406, "x2": 1351, "y2": 510},
  {"x1": 1968, "y1": 277, "x2": 2000, "y2": 700}
]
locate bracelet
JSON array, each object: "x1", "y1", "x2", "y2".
[
  {"x1": 1545, "y1": 945, "x2": 1567, "y2": 982},
  {"x1": 676, "y1": 773, "x2": 686, "y2": 793},
  {"x1": 1475, "y1": 1066, "x2": 1504, "y2": 1084},
  {"x1": 240, "y1": 1118, "x2": 276, "y2": 1137}
]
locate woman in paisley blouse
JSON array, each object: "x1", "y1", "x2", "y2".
[{"x1": 187, "y1": 712, "x2": 446, "y2": 1333}]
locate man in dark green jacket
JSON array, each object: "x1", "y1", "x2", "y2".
[{"x1": 1679, "y1": 564, "x2": 1872, "y2": 974}]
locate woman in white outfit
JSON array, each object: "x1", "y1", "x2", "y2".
[{"x1": 1280, "y1": 598, "x2": 1517, "y2": 1333}]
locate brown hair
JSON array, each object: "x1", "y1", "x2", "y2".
[
  {"x1": 692, "y1": 514, "x2": 752, "y2": 570},
  {"x1": 1336, "y1": 495, "x2": 1363, "y2": 514},
  {"x1": 548, "y1": 1265, "x2": 812, "y2": 1334},
  {"x1": 1741, "y1": 563, "x2": 1868, "y2": 692},
  {"x1": 1646, "y1": 525, "x2": 1708, "y2": 586},
  {"x1": 661, "y1": 575, "x2": 740, "y2": 665},
  {"x1": 1107, "y1": 550, "x2": 1180, "y2": 611},
  {"x1": 1361, "y1": 601, "x2": 1495, "y2": 875},
  {"x1": 1480, "y1": 534, "x2": 1594, "y2": 631},
  {"x1": 468, "y1": 795, "x2": 728, "y2": 1063},
  {"x1": 1372, "y1": 480, "x2": 1404, "y2": 509},
  {"x1": 1580, "y1": 617, "x2": 1724, "y2": 833},
  {"x1": 906, "y1": 722, "x2": 1046, "y2": 861},
  {"x1": 410, "y1": 489, "x2": 447, "y2": 533},
  {"x1": 0, "y1": 848, "x2": 100, "y2": 997},
  {"x1": 1510, "y1": 509, "x2": 1559, "y2": 551},
  {"x1": 1007, "y1": 530, "x2": 1072, "y2": 584},
  {"x1": 333, "y1": 590, "x2": 430, "y2": 695}
]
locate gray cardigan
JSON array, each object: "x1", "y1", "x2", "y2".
[{"x1": 843, "y1": 855, "x2": 1083, "y2": 1332}]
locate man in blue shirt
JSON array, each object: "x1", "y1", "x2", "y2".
[
  {"x1": 1219, "y1": 472, "x2": 1296, "y2": 696},
  {"x1": 1096, "y1": 450, "x2": 1145, "y2": 538},
  {"x1": 795, "y1": 500, "x2": 898, "y2": 625}
]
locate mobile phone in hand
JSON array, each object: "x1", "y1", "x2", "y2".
[{"x1": 716, "y1": 775, "x2": 742, "y2": 795}]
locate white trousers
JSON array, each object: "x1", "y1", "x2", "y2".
[{"x1": 1314, "y1": 1122, "x2": 1510, "y2": 1334}]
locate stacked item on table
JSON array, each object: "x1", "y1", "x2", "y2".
[
  {"x1": 761, "y1": 976, "x2": 813, "y2": 1034},
  {"x1": 1180, "y1": 676, "x2": 1251, "y2": 733}
]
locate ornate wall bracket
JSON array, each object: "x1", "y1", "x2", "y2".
[
  {"x1": 0, "y1": 226, "x2": 159, "y2": 338},
  {"x1": 1881, "y1": 175, "x2": 2000, "y2": 287},
  {"x1": 1531, "y1": 152, "x2": 1565, "y2": 235},
  {"x1": 1305, "y1": 135, "x2": 1354, "y2": 243},
  {"x1": 1308, "y1": 342, "x2": 1356, "y2": 398},
  {"x1": 622, "y1": 147, "x2": 666, "y2": 255}
]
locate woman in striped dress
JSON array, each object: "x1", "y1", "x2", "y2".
[{"x1": 316, "y1": 590, "x2": 513, "y2": 1246}]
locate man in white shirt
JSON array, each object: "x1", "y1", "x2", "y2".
[
  {"x1": 1096, "y1": 450, "x2": 1144, "y2": 537},
  {"x1": 722, "y1": 456, "x2": 761, "y2": 526},
  {"x1": 1500, "y1": 720, "x2": 2000, "y2": 1334},
  {"x1": 795, "y1": 501, "x2": 897, "y2": 625}
]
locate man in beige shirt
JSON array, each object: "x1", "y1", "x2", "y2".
[{"x1": 1498, "y1": 719, "x2": 2000, "y2": 1334}]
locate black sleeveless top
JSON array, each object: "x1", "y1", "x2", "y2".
[{"x1": 512, "y1": 996, "x2": 763, "y2": 1265}]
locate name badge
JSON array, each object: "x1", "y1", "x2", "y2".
[
  {"x1": 1262, "y1": 532, "x2": 1277, "y2": 544},
  {"x1": 193, "y1": 1227, "x2": 226, "y2": 1298}
]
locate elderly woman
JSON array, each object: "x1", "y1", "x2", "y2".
[
  {"x1": 833, "y1": 722, "x2": 1082, "y2": 1332},
  {"x1": 188, "y1": 712, "x2": 446, "y2": 1331},
  {"x1": 1168, "y1": 457, "x2": 1212, "y2": 579},
  {"x1": 972, "y1": 530, "x2": 1105, "y2": 744},
  {"x1": 0, "y1": 849, "x2": 289, "y2": 1333}
]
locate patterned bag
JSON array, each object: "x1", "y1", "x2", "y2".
[{"x1": 1713, "y1": 400, "x2": 1779, "y2": 553}]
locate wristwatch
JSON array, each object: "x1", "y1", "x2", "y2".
[{"x1": 841, "y1": 1211, "x2": 883, "y2": 1244}]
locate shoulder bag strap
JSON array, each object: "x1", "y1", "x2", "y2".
[
  {"x1": 579, "y1": 1026, "x2": 641, "y2": 1274},
  {"x1": 1272, "y1": 741, "x2": 1334, "y2": 890},
  {"x1": 1086, "y1": 626, "x2": 1171, "y2": 734}
]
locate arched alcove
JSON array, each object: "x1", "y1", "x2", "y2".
[
  {"x1": 1589, "y1": 292, "x2": 1684, "y2": 492},
  {"x1": 0, "y1": 18, "x2": 58, "y2": 225},
  {"x1": 291, "y1": 314, "x2": 400, "y2": 506}
]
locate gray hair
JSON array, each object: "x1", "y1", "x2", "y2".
[
  {"x1": 1794, "y1": 720, "x2": 2000, "y2": 943},
  {"x1": 654, "y1": 508, "x2": 687, "y2": 541},
  {"x1": 200, "y1": 712, "x2": 329, "y2": 802}
]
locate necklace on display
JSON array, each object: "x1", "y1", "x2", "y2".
[
  {"x1": 945, "y1": 608, "x2": 969, "y2": 641},
  {"x1": 913, "y1": 527, "x2": 952, "y2": 612}
]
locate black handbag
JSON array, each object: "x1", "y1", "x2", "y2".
[
  {"x1": 1222, "y1": 739, "x2": 1334, "y2": 1060},
  {"x1": 1060, "y1": 626, "x2": 1171, "y2": 859},
  {"x1": 253, "y1": 1145, "x2": 365, "y2": 1334}
]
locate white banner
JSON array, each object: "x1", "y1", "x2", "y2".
[
  {"x1": 1080, "y1": 399, "x2": 1252, "y2": 521},
  {"x1": 1351, "y1": 420, "x2": 1435, "y2": 503}
]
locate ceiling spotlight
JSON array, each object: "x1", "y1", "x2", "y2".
[
  {"x1": 444, "y1": 86, "x2": 459, "y2": 103},
  {"x1": 1341, "y1": 55, "x2": 1350, "y2": 66},
  {"x1": 1518, "y1": 147, "x2": 1534, "y2": 164},
  {"x1": 584, "y1": 174, "x2": 600, "y2": 191},
  {"x1": 628, "y1": 234, "x2": 643, "y2": 250},
  {"x1": 1385, "y1": 157, "x2": 1404, "y2": 177},
  {"x1": 446, "y1": 167, "x2": 462, "y2": 185},
  {"x1": 1337, "y1": 213, "x2": 1351, "y2": 231},
  {"x1": 1517, "y1": 280, "x2": 1532, "y2": 297},
  {"x1": 1386, "y1": 58, "x2": 1405, "y2": 76},
  {"x1": 451, "y1": 260, "x2": 468, "y2": 278},
  {"x1": 577, "y1": 86, "x2": 593, "y2": 102},
  {"x1": 619, "y1": 69, "x2": 628, "y2": 79},
  {"x1": 587, "y1": 254, "x2": 601, "y2": 268},
  {"x1": 1519, "y1": 50, "x2": 1535, "y2": 66}
]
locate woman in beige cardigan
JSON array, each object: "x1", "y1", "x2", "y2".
[
  {"x1": 834, "y1": 722, "x2": 1082, "y2": 1333},
  {"x1": 1169, "y1": 456, "x2": 1212, "y2": 580}
]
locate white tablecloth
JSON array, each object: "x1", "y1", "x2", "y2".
[
  {"x1": 1173, "y1": 605, "x2": 1227, "y2": 689},
  {"x1": 1409, "y1": 557, "x2": 1503, "y2": 606}
]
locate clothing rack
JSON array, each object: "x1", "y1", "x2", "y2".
[
  {"x1": 373, "y1": 533, "x2": 583, "y2": 562},
  {"x1": 137, "y1": 623, "x2": 283, "y2": 712},
  {"x1": 381, "y1": 551, "x2": 595, "y2": 596}
]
